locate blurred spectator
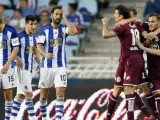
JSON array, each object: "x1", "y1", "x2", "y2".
[
  {"x1": 0, "y1": 5, "x2": 10, "y2": 24},
  {"x1": 49, "y1": 0, "x2": 57, "y2": 13},
  {"x1": 96, "y1": 0, "x2": 109, "y2": 18},
  {"x1": 39, "y1": 10, "x2": 50, "y2": 26},
  {"x1": 58, "y1": 0, "x2": 76, "y2": 15},
  {"x1": 77, "y1": 0, "x2": 98, "y2": 16},
  {"x1": 9, "y1": 9, "x2": 25, "y2": 32},
  {"x1": 66, "y1": 3, "x2": 86, "y2": 57},
  {"x1": 67, "y1": 3, "x2": 85, "y2": 33},
  {"x1": 37, "y1": 0, "x2": 50, "y2": 13},
  {"x1": 0, "y1": 5, "x2": 5, "y2": 16},
  {"x1": 0, "y1": 0, "x2": 11, "y2": 8},
  {"x1": 143, "y1": 0, "x2": 160, "y2": 21},
  {"x1": 18, "y1": 0, "x2": 36, "y2": 18}
]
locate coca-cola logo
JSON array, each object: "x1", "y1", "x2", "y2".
[{"x1": 16, "y1": 89, "x2": 142, "y2": 120}]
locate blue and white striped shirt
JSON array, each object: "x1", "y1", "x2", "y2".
[
  {"x1": 18, "y1": 31, "x2": 37, "y2": 71},
  {"x1": 0, "y1": 24, "x2": 19, "y2": 68},
  {"x1": 37, "y1": 24, "x2": 67, "y2": 68}
]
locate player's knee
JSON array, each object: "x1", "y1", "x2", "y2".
[
  {"x1": 25, "y1": 92, "x2": 33, "y2": 98},
  {"x1": 56, "y1": 87, "x2": 66, "y2": 98},
  {"x1": 4, "y1": 89, "x2": 13, "y2": 101},
  {"x1": 113, "y1": 87, "x2": 123, "y2": 97},
  {"x1": 16, "y1": 94, "x2": 25, "y2": 100},
  {"x1": 124, "y1": 86, "x2": 136, "y2": 94},
  {"x1": 140, "y1": 84, "x2": 151, "y2": 96},
  {"x1": 56, "y1": 91, "x2": 65, "y2": 98}
]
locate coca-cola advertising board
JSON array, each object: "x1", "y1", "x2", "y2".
[{"x1": 0, "y1": 79, "x2": 148, "y2": 120}]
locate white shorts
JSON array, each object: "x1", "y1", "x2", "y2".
[
  {"x1": 39, "y1": 67, "x2": 67, "y2": 88},
  {"x1": 0, "y1": 68, "x2": 17, "y2": 89},
  {"x1": 16, "y1": 69, "x2": 33, "y2": 93}
]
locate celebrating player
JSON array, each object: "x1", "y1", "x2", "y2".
[
  {"x1": 10, "y1": 15, "x2": 40, "y2": 120},
  {"x1": 104, "y1": 7, "x2": 152, "y2": 120},
  {"x1": 0, "y1": 16, "x2": 19, "y2": 120},
  {"x1": 37, "y1": 5, "x2": 77, "y2": 120},
  {"x1": 102, "y1": 5, "x2": 146, "y2": 120},
  {"x1": 136, "y1": 13, "x2": 160, "y2": 118}
]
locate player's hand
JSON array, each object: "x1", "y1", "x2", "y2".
[
  {"x1": 17, "y1": 59, "x2": 23, "y2": 69},
  {"x1": 62, "y1": 10, "x2": 66, "y2": 19},
  {"x1": 145, "y1": 32, "x2": 157, "y2": 40},
  {"x1": 136, "y1": 40, "x2": 145, "y2": 50},
  {"x1": 102, "y1": 18, "x2": 110, "y2": 25},
  {"x1": 1, "y1": 63, "x2": 10, "y2": 74},
  {"x1": 44, "y1": 52, "x2": 53, "y2": 59},
  {"x1": 36, "y1": 64, "x2": 40, "y2": 73}
]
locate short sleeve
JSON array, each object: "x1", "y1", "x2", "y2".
[
  {"x1": 37, "y1": 35, "x2": 46, "y2": 44},
  {"x1": 37, "y1": 27, "x2": 46, "y2": 44},
  {"x1": 11, "y1": 28, "x2": 20, "y2": 47},
  {"x1": 112, "y1": 25, "x2": 125, "y2": 36}
]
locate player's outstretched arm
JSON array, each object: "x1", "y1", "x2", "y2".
[
  {"x1": 136, "y1": 40, "x2": 160, "y2": 56},
  {"x1": 102, "y1": 18, "x2": 116, "y2": 39},
  {"x1": 115, "y1": 17, "x2": 141, "y2": 27},
  {"x1": 62, "y1": 10, "x2": 78, "y2": 35},
  {"x1": 145, "y1": 27, "x2": 160, "y2": 40}
]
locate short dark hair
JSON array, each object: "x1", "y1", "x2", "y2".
[
  {"x1": 128, "y1": 7, "x2": 137, "y2": 16},
  {"x1": 115, "y1": 5, "x2": 130, "y2": 19},
  {"x1": 148, "y1": 13, "x2": 160, "y2": 21},
  {"x1": 68, "y1": 3, "x2": 78, "y2": 11},
  {"x1": 25, "y1": 14, "x2": 37, "y2": 23},
  {"x1": 51, "y1": 5, "x2": 62, "y2": 14}
]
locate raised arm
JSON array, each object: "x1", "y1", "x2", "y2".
[
  {"x1": 115, "y1": 17, "x2": 141, "y2": 27},
  {"x1": 63, "y1": 10, "x2": 78, "y2": 35},
  {"x1": 102, "y1": 18, "x2": 116, "y2": 39}
]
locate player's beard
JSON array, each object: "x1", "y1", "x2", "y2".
[{"x1": 52, "y1": 18, "x2": 61, "y2": 25}]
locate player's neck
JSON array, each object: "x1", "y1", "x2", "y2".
[
  {"x1": 25, "y1": 29, "x2": 33, "y2": 36},
  {"x1": 0, "y1": 23, "x2": 5, "y2": 33},
  {"x1": 51, "y1": 22, "x2": 59, "y2": 29}
]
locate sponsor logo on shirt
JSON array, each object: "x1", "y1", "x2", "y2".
[{"x1": 50, "y1": 38, "x2": 63, "y2": 47}]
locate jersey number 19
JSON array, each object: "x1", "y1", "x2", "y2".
[{"x1": 130, "y1": 29, "x2": 140, "y2": 46}]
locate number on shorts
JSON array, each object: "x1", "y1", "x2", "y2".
[
  {"x1": 130, "y1": 29, "x2": 140, "y2": 46},
  {"x1": 8, "y1": 75, "x2": 14, "y2": 82},
  {"x1": 142, "y1": 73, "x2": 146, "y2": 79},
  {"x1": 60, "y1": 75, "x2": 66, "y2": 81}
]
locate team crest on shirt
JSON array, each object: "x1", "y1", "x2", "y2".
[
  {"x1": 1, "y1": 42, "x2": 6, "y2": 49},
  {"x1": 155, "y1": 36, "x2": 159, "y2": 42},
  {"x1": 115, "y1": 76, "x2": 121, "y2": 82},
  {"x1": 26, "y1": 46, "x2": 31, "y2": 53},
  {"x1": 149, "y1": 42, "x2": 160, "y2": 49},
  {"x1": 50, "y1": 38, "x2": 63, "y2": 47}
]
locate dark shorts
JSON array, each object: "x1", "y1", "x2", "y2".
[
  {"x1": 114, "y1": 62, "x2": 125, "y2": 87},
  {"x1": 139, "y1": 69, "x2": 150, "y2": 86},
  {"x1": 151, "y1": 79, "x2": 160, "y2": 93},
  {"x1": 123, "y1": 62, "x2": 144, "y2": 86}
]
